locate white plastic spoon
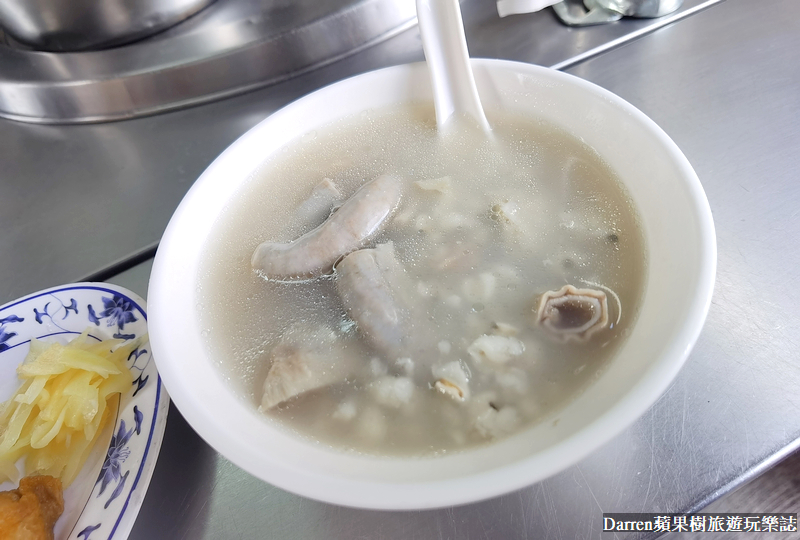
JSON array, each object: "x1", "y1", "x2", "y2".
[{"x1": 416, "y1": 0, "x2": 490, "y2": 132}]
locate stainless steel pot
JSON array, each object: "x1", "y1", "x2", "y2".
[{"x1": 0, "y1": 0, "x2": 217, "y2": 52}]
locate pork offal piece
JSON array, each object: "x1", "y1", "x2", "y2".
[
  {"x1": 252, "y1": 175, "x2": 402, "y2": 280},
  {"x1": 295, "y1": 178, "x2": 342, "y2": 227},
  {"x1": 335, "y1": 243, "x2": 408, "y2": 358},
  {"x1": 260, "y1": 326, "x2": 356, "y2": 410},
  {"x1": 536, "y1": 284, "x2": 609, "y2": 342}
]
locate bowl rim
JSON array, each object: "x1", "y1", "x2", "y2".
[{"x1": 148, "y1": 58, "x2": 716, "y2": 509}]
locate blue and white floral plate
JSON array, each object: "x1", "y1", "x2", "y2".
[{"x1": 0, "y1": 283, "x2": 169, "y2": 540}]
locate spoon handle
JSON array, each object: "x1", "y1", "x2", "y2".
[{"x1": 417, "y1": 0, "x2": 490, "y2": 132}]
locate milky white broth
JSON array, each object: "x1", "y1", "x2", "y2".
[{"x1": 198, "y1": 103, "x2": 646, "y2": 456}]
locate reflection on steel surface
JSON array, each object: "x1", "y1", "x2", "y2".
[
  {"x1": 553, "y1": 0, "x2": 623, "y2": 27},
  {"x1": 0, "y1": 0, "x2": 416, "y2": 124},
  {"x1": 0, "y1": 0, "x2": 216, "y2": 52}
]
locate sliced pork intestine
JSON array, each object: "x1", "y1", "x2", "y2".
[
  {"x1": 251, "y1": 175, "x2": 402, "y2": 281},
  {"x1": 335, "y1": 243, "x2": 446, "y2": 383},
  {"x1": 294, "y1": 177, "x2": 343, "y2": 227},
  {"x1": 535, "y1": 284, "x2": 609, "y2": 342},
  {"x1": 335, "y1": 243, "x2": 409, "y2": 359}
]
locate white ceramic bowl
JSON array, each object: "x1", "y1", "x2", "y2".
[{"x1": 148, "y1": 59, "x2": 716, "y2": 509}]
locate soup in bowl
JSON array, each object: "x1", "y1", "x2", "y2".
[{"x1": 148, "y1": 59, "x2": 715, "y2": 509}]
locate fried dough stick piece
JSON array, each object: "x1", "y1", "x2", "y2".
[
  {"x1": 252, "y1": 175, "x2": 402, "y2": 281},
  {"x1": 0, "y1": 475, "x2": 64, "y2": 540}
]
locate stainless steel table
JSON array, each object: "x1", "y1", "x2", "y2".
[
  {"x1": 0, "y1": 0, "x2": 720, "y2": 304},
  {"x1": 5, "y1": 0, "x2": 800, "y2": 538}
]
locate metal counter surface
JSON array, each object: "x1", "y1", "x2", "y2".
[
  {"x1": 0, "y1": 0, "x2": 720, "y2": 305},
  {"x1": 98, "y1": 0, "x2": 800, "y2": 538}
]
